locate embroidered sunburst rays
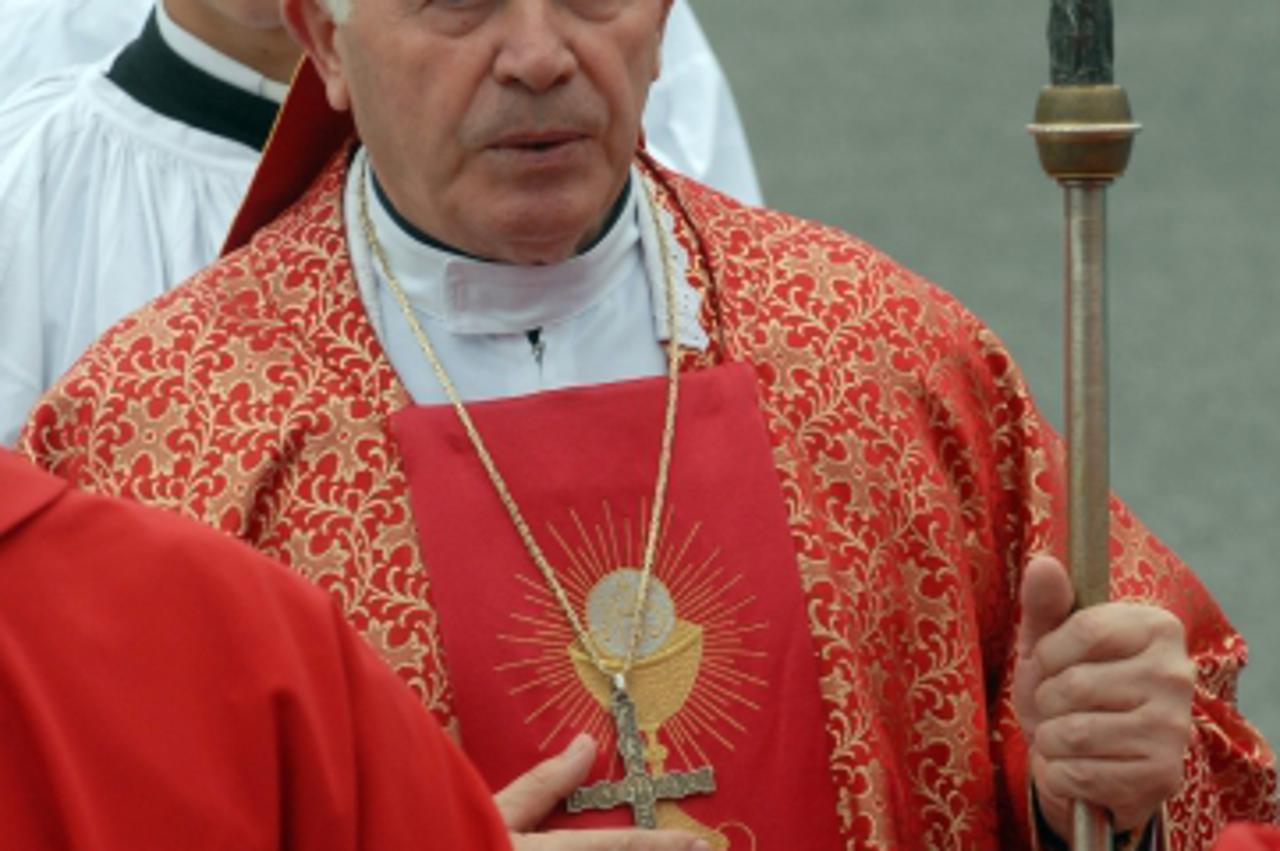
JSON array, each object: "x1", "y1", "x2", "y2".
[{"x1": 497, "y1": 502, "x2": 768, "y2": 774}]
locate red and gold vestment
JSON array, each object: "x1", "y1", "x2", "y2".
[{"x1": 22, "y1": 146, "x2": 1276, "y2": 848}]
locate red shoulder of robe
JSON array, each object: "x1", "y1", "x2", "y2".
[
  {"x1": 20, "y1": 147, "x2": 1277, "y2": 849},
  {"x1": 1214, "y1": 824, "x2": 1280, "y2": 851},
  {"x1": 0, "y1": 449, "x2": 510, "y2": 851}
]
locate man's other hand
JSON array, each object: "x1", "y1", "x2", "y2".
[
  {"x1": 495, "y1": 734, "x2": 711, "y2": 851},
  {"x1": 1013, "y1": 555, "x2": 1194, "y2": 838}
]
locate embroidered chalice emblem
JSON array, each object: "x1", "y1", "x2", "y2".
[
  {"x1": 498, "y1": 506, "x2": 767, "y2": 849},
  {"x1": 568, "y1": 570, "x2": 724, "y2": 845},
  {"x1": 571, "y1": 572, "x2": 697, "y2": 770}
]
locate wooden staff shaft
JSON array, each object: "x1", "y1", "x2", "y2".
[
  {"x1": 1064, "y1": 183, "x2": 1111, "y2": 612},
  {"x1": 1064, "y1": 182, "x2": 1113, "y2": 848}
]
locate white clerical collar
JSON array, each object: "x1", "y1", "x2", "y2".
[
  {"x1": 156, "y1": 1, "x2": 289, "y2": 103},
  {"x1": 364, "y1": 158, "x2": 644, "y2": 336}
]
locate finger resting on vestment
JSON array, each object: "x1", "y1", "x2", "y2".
[{"x1": 497, "y1": 733, "x2": 597, "y2": 829}]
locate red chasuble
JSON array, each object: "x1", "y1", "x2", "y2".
[{"x1": 393, "y1": 365, "x2": 843, "y2": 847}]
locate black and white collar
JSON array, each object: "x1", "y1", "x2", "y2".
[{"x1": 106, "y1": 5, "x2": 282, "y2": 151}]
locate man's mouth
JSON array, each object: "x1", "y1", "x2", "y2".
[{"x1": 491, "y1": 131, "x2": 586, "y2": 152}]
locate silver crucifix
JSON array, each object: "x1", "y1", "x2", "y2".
[{"x1": 566, "y1": 679, "x2": 715, "y2": 828}]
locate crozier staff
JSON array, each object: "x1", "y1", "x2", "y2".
[{"x1": 1032, "y1": 0, "x2": 1145, "y2": 843}]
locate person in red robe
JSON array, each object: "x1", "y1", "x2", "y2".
[
  {"x1": 0, "y1": 448, "x2": 709, "y2": 850},
  {"x1": 20, "y1": 0, "x2": 1277, "y2": 847},
  {"x1": 0, "y1": 448, "x2": 506, "y2": 849}
]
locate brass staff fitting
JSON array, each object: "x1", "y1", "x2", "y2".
[{"x1": 1030, "y1": 85, "x2": 1140, "y2": 182}]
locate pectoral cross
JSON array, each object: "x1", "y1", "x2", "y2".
[{"x1": 566, "y1": 680, "x2": 716, "y2": 828}]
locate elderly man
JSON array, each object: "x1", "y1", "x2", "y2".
[{"x1": 22, "y1": 0, "x2": 1276, "y2": 848}]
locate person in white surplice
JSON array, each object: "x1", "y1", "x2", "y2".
[
  {"x1": 0, "y1": 0, "x2": 761, "y2": 446},
  {"x1": 0, "y1": 0, "x2": 297, "y2": 446}
]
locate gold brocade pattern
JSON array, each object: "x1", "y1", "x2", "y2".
[
  {"x1": 22, "y1": 163, "x2": 453, "y2": 715},
  {"x1": 23, "y1": 147, "x2": 1277, "y2": 849}
]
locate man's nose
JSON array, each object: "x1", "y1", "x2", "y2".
[{"x1": 492, "y1": 0, "x2": 578, "y2": 92}]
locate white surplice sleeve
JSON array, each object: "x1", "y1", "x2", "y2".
[
  {"x1": 0, "y1": 0, "x2": 151, "y2": 104},
  {"x1": 0, "y1": 66, "x2": 257, "y2": 446}
]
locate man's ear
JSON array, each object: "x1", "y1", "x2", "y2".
[{"x1": 281, "y1": 0, "x2": 351, "y2": 112}]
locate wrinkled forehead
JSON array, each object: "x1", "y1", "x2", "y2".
[{"x1": 322, "y1": 0, "x2": 671, "y2": 27}]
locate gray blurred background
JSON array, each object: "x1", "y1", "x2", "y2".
[{"x1": 691, "y1": 0, "x2": 1279, "y2": 747}]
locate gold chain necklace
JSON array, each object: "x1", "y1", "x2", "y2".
[{"x1": 356, "y1": 154, "x2": 715, "y2": 827}]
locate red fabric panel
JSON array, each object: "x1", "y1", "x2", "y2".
[{"x1": 392, "y1": 363, "x2": 843, "y2": 848}]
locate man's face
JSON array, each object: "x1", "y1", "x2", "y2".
[
  {"x1": 169, "y1": 0, "x2": 300, "y2": 81},
  {"x1": 324, "y1": 0, "x2": 671, "y2": 265}
]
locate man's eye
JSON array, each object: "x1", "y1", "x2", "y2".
[
  {"x1": 421, "y1": 0, "x2": 493, "y2": 31},
  {"x1": 563, "y1": 0, "x2": 627, "y2": 22},
  {"x1": 428, "y1": 0, "x2": 489, "y2": 10}
]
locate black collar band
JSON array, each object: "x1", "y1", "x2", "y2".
[
  {"x1": 106, "y1": 10, "x2": 279, "y2": 152},
  {"x1": 371, "y1": 168, "x2": 634, "y2": 263}
]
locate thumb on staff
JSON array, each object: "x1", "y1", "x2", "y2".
[{"x1": 1017, "y1": 555, "x2": 1077, "y2": 663}]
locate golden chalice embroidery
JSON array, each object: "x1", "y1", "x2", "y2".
[{"x1": 498, "y1": 504, "x2": 768, "y2": 848}]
